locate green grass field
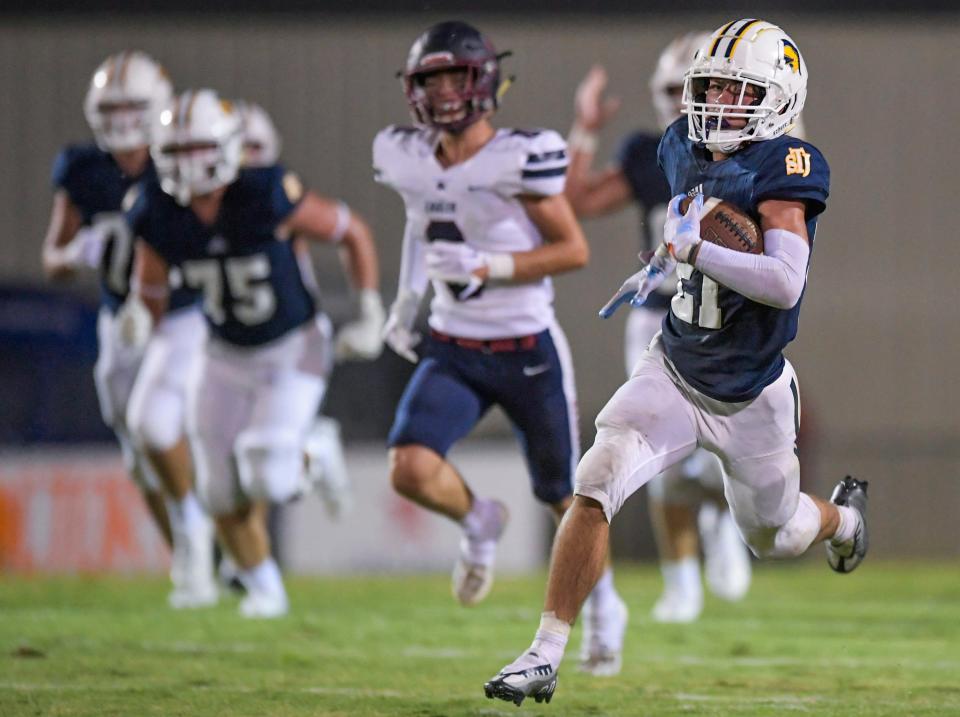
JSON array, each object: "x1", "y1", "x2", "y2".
[{"x1": 1, "y1": 562, "x2": 958, "y2": 716}]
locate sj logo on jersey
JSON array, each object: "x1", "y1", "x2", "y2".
[{"x1": 785, "y1": 147, "x2": 812, "y2": 177}]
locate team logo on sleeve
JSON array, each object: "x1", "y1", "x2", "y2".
[
  {"x1": 283, "y1": 172, "x2": 304, "y2": 202},
  {"x1": 785, "y1": 147, "x2": 811, "y2": 177}
]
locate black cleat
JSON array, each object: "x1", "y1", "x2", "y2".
[
  {"x1": 826, "y1": 476, "x2": 869, "y2": 574},
  {"x1": 484, "y1": 658, "x2": 558, "y2": 706}
]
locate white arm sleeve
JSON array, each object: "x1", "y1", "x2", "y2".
[
  {"x1": 692, "y1": 228, "x2": 809, "y2": 309},
  {"x1": 397, "y1": 219, "x2": 430, "y2": 298}
]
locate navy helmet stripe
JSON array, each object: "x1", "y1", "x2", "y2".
[
  {"x1": 723, "y1": 19, "x2": 759, "y2": 58},
  {"x1": 522, "y1": 166, "x2": 566, "y2": 179},
  {"x1": 709, "y1": 20, "x2": 738, "y2": 56}
]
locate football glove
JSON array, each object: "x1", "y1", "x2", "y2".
[
  {"x1": 64, "y1": 224, "x2": 110, "y2": 270},
  {"x1": 425, "y1": 241, "x2": 512, "y2": 301},
  {"x1": 598, "y1": 246, "x2": 676, "y2": 318},
  {"x1": 335, "y1": 289, "x2": 385, "y2": 361},
  {"x1": 663, "y1": 193, "x2": 703, "y2": 263},
  {"x1": 382, "y1": 289, "x2": 422, "y2": 363},
  {"x1": 115, "y1": 295, "x2": 153, "y2": 350}
]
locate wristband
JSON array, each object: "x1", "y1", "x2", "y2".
[
  {"x1": 329, "y1": 201, "x2": 351, "y2": 243},
  {"x1": 568, "y1": 127, "x2": 598, "y2": 154},
  {"x1": 484, "y1": 253, "x2": 515, "y2": 280}
]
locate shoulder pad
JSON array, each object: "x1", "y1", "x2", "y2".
[{"x1": 491, "y1": 128, "x2": 568, "y2": 197}]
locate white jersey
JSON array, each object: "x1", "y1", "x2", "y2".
[{"x1": 373, "y1": 125, "x2": 568, "y2": 339}]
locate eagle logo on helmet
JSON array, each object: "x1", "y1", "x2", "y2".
[{"x1": 782, "y1": 40, "x2": 802, "y2": 74}]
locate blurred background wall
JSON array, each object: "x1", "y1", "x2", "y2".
[{"x1": 1, "y1": 6, "x2": 958, "y2": 563}]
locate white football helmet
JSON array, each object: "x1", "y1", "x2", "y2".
[
  {"x1": 649, "y1": 32, "x2": 711, "y2": 131},
  {"x1": 683, "y1": 19, "x2": 807, "y2": 153},
  {"x1": 236, "y1": 100, "x2": 282, "y2": 167},
  {"x1": 84, "y1": 51, "x2": 173, "y2": 153},
  {"x1": 151, "y1": 89, "x2": 244, "y2": 205}
]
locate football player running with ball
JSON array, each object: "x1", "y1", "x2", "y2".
[
  {"x1": 566, "y1": 33, "x2": 754, "y2": 624},
  {"x1": 486, "y1": 19, "x2": 868, "y2": 706},
  {"x1": 123, "y1": 89, "x2": 384, "y2": 618},
  {"x1": 375, "y1": 21, "x2": 627, "y2": 675}
]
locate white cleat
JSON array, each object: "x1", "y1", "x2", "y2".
[
  {"x1": 304, "y1": 416, "x2": 353, "y2": 519},
  {"x1": 239, "y1": 589, "x2": 289, "y2": 619},
  {"x1": 700, "y1": 504, "x2": 752, "y2": 602},
  {"x1": 651, "y1": 587, "x2": 703, "y2": 624},
  {"x1": 452, "y1": 499, "x2": 508, "y2": 606},
  {"x1": 578, "y1": 594, "x2": 628, "y2": 676},
  {"x1": 167, "y1": 518, "x2": 218, "y2": 610},
  {"x1": 484, "y1": 650, "x2": 558, "y2": 706}
]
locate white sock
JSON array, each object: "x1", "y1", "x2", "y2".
[
  {"x1": 587, "y1": 567, "x2": 617, "y2": 609},
  {"x1": 461, "y1": 498, "x2": 501, "y2": 541},
  {"x1": 661, "y1": 556, "x2": 701, "y2": 597},
  {"x1": 529, "y1": 612, "x2": 571, "y2": 670},
  {"x1": 166, "y1": 492, "x2": 207, "y2": 534},
  {"x1": 241, "y1": 557, "x2": 284, "y2": 596},
  {"x1": 831, "y1": 505, "x2": 860, "y2": 545}
]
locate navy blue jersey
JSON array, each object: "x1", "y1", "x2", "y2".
[
  {"x1": 127, "y1": 166, "x2": 316, "y2": 347},
  {"x1": 51, "y1": 143, "x2": 196, "y2": 314},
  {"x1": 617, "y1": 131, "x2": 673, "y2": 309},
  {"x1": 656, "y1": 118, "x2": 830, "y2": 402}
]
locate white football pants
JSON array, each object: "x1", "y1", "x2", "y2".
[
  {"x1": 624, "y1": 307, "x2": 723, "y2": 504},
  {"x1": 186, "y1": 315, "x2": 333, "y2": 516},
  {"x1": 94, "y1": 307, "x2": 160, "y2": 491},
  {"x1": 577, "y1": 335, "x2": 817, "y2": 560},
  {"x1": 127, "y1": 306, "x2": 207, "y2": 453}
]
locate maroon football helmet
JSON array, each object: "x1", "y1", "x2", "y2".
[{"x1": 402, "y1": 21, "x2": 506, "y2": 133}]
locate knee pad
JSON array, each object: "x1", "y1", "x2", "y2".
[
  {"x1": 574, "y1": 427, "x2": 644, "y2": 522},
  {"x1": 742, "y1": 492, "x2": 820, "y2": 560},
  {"x1": 235, "y1": 429, "x2": 304, "y2": 504}
]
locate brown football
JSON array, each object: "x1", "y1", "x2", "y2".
[{"x1": 680, "y1": 196, "x2": 763, "y2": 254}]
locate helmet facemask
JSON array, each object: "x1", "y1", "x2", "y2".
[{"x1": 404, "y1": 59, "x2": 499, "y2": 133}]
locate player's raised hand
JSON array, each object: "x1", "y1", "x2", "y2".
[
  {"x1": 335, "y1": 289, "x2": 385, "y2": 361},
  {"x1": 663, "y1": 193, "x2": 703, "y2": 263},
  {"x1": 574, "y1": 65, "x2": 621, "y2": 133},
  {"x1": 382, "y1": 289, "x2": 422, "y2": 363}
]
